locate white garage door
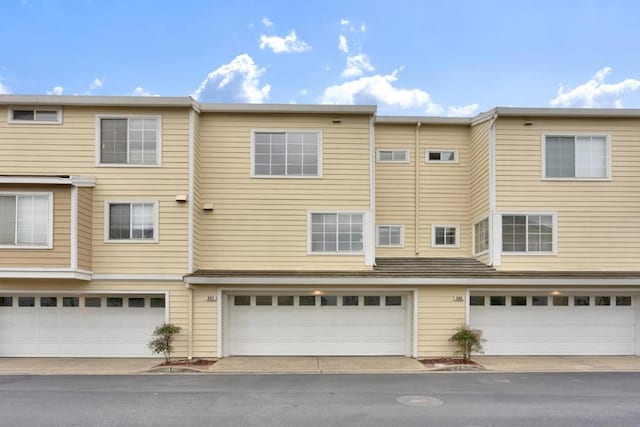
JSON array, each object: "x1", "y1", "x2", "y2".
[
  {"x1": 470, "y1": 294, "x2": 638, "y2": 355},
  {"x1": 226, "y1": 294, "x2": 410, "y2": 356},
  {"x1": 0, "y1": 294, "x2": 166, "y2": 357}
]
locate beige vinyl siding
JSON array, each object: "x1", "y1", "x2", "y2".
[
  {"x1": 495, "y1": 117, "x2": 640, "y2": 270},
  {"x1": 192, "y1": 285, "x2": 217, "y2": 357},
  {"x1": 0, "y1": 185, "x2": 70, "y2": 268},
  {"x1": 0, "y1": 106, "x2": 191, "y2": 274},
  {"x1": 470, "y1": 120, "x2": 491, "y2": 263},
  {"x1": 417, "y1": 285, "x2": 466, "y2": 357},
  {"x1": 77, "y1": 187, "x2": 93, "y2": 271},
  {"x1": 192, "y1": 112, "x2": 202, "y2": 271},
  {"x1": 197, "y1": 113, "x2": 371, "y2": 270}
]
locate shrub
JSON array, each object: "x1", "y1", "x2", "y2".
[
  {"x1": 148, "y1": 323, "x2": 182, "y2": 363},
  {"x1": 448, "y1": 325, "x2": 485, "y2": 361}
]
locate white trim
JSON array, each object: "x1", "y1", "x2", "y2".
[
  {"x1": 368, "y1": 115, "x2": 376, "y2": 267},
  {"x1": 431, "y1": 224, "x2": 461, "y2": 248},
  {"x1": 541, "y1": 133, "x2": 612, "y2": 181},
  {"x1": 91, "y1": 274, "x2": 183, "y2": 281},
  {"x1": 306, "y1": 210, "x2": 367, "y2": 255},
  {"x1": 103, "y1": 200, "x2": 159, "y2": 243},
  {"x1": 425, "y1": 149, "x2": 459, "y2": 163},
  {"x1": 217, "y1": 287, "x2": 223, "y2": 358},
  {"x1": 376, "y1": 148, "x2": 410, "y2": 163},
  {"x1": 8, "y1": 106, "x2": 63, "y2": 125},
  {"x1": 500, "y1": 212, "x2": 558, "y2": 255},
  {"x1": 70, "y1": 186, "x2": 78, "y2": 270},
  {"x1": 0, "y1": 269, "x2": 92, "y2": 280},
  {"x1": 376, "y1": 224, "x2": 404, "y2": 248},
  {"x1": 472, "y1": 216, "x2": 490, "y2": 256},
  {"x1": 70, "y1": 176, "x2": 97, "y2": 187},
  {"x1": 187, "y1": 109, "x2": 195, "y2": 273},
  {"x1": 0, "y1": 289, "x2": 170, "y2": 295},
  {"x1": 412, "y1": 289, "x2": 418, "y2": 358},
  {"x1": 465, "y1": 288, "x2": 471, "y2": 324},
  {"x1": 249, "y1": 129, "x2": 323, "y2": 178},
  {"x1": 0, "y1": 191, "x2": 54, "y2": 249},
  {"x1": 95, "y1": 114, "x2": 162, "y2": 167}
]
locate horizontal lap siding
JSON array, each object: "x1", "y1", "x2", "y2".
[
  {"x1": 417, "y1": 286, "x2": 466, "y2": 357},
  {"x1": 192, "y1": 286, "x2": 217, "y2": 357},
  {"x1": 197, "y1": 113, "x2": 371, "y2": 270},
  {"x1": 0, "y1": 185, "x2": 70, "y2": 268},
  {"x1": 193, "y1": 112, "x2": 202, "y2": 271},
  {"x1": 0, "y1": 106, "x2": 190, "y2": 274},
  {"x1": 496, "y1": 117, "x2": 640, "y2": 270},
  {"x1": 470, "y1": 121, "x2": 490, "y2": 262},
  {"x1": 77, "y1": 187, "x2": 93, "y2": 271}
]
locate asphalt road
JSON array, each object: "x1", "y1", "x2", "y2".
[{"x1": 0, "y1": 372, "x2": 639, "y2": 427}]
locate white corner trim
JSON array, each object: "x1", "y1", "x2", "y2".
[
  {"x1": 187, "y1": 109, "x2": 195, "y2": 273},
  {"x1": 70, "y1": 186, "x2": 78, "y2": 270}
]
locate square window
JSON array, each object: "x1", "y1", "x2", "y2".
[
  {"x1": 616, "y1": 296, "x2": 632, "y2": 306},
  {"x1": 277, "y1": 296, "x2": 294, "y2": 306},
  {"x1": 18, "y1": 297, "x2": 35, "y2": 307},
  {"x1": 0, "y1": 194, "x2": 51, "y2": 247},
  {"x1": 100, "y1": 116, "x2": 159, "y2": 165},
  {"x1": 0, "y1": 296, "x2": 12, "y2": 307},
  {"x1": 311, "y1": 213, "x2": 364, "y2": 253},
  {"x1": 299, "y1": 296, "x2": 316, "y2": 306},
  {"x1": 85, "y1": 297, "x2": 101, "y2": 308},
  {"x1": 63, "y1": 297, "x2": 79, "y2": 307},
  {"x1": 490, "y1": 296, "x2": 506, "y2": 306},
  {"x1": 574, "y1": 296, "x2": 590, "y2": 306},
  {"x1": 364, "y1": 296, "x2": 380, "y2": 306},
  {"x1": 255, "y1": 296, "x2": 273, "y2": 306},
  {"x1": 321, "y1": 296, "x2": 337, "y2": 306},
  {"x1": 502, "y1": 214, "x2": 554, "y2": 253},
  {"x1": 377, "y1": 225, "x2": 403, "y2": 247},
  {"x1": 432, "y1": 225, "x2": 459, "y2": 247},
  {"x1": 532, "y1": 296, "x2": 548, "y2": 306},
  {"x1": 553, "y1": 296, "x2": 569, "y2": 306},
  {"x1": 342, "y1": 296, "x2": 359, "y2": 306},
  {"x1": 150, "y1": 297, "x2": 165, "y2": 308},
  {"x1": 469, "y1": 296, "x2": 485, "y2": 306},
  {"x1": 385, "y1": 296, "x2": 402, "y2": 306},
  {"x1": 107, "y1": 202, "x2": 156, "y2": 241},
  {"x1": 234, "y1": 296, "x2": 250, "y2": 306},
  {"x1": 107, "y1": 297, "x2": 123, "y2": 307},
  {"x1": 511, "y1": 296, "x2": 527, "y2": 306},
  {"x1": 253, "y1": 131, "x2": 320, "y2": 177},
  {"x1": 595, "y1": 296, "x2": 610, "y2": 306},
  {"x1": 128, "y1": 297, "x2": 145, "y2": 308}
]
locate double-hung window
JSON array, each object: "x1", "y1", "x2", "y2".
[
  {"x1": 98, "y1": 116, "x2": 161, "y2": 166},
  {"x1": 544, "y1": 135, "x2": 609, "y2": 179},
  {"x1": 432, "y1": 225, "x2": 459, "y2": 248},
  {"x1": 474, "y1": 218, "x2": 489, "y2": 255},
  {"x1": 252, "y1": 131, "x2": 321, "y2": 177},
  {"x1": 0, "y1": 193, "x2": 52, "y2": 248},
  {"x1": 310, "y1": 212, "x2": 363, "y2": 253},
  {"x1": 106, "y1": 202, "x2": 157, "y2": 242},
  {"x1": 502, "y1": 214, "x2": 555, "y2": 253},
  {"x1": 377, "y1": 225, "x2": 403, "y2": 247}
]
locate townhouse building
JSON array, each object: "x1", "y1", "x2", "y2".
[{"x1": 0, "y1": 95, "x2": 639, "y2": 358}]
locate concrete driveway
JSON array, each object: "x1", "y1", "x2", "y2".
[
  {"x1": 474, "y1": 356, "x2": 640, "y2": 372},
  {"x1": 209, "y1": 356, "x2": 427, "y2": 373}
]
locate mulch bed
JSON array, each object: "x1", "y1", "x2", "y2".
[
  {"x1": 158, "y1": 359, "x2": 217, "y2": 368},
  {"x1": 420, "y1": 357, "x2": 482, "y2": 368}
]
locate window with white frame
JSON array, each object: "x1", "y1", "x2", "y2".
[
  {"x1": 253, "y1": 131, "x2": 321, "y2": 177},
  {"x1": 426, "y1": 149, "x2": 458, "y2": 163},
  {"x1": 310, "y1": 212, "x2": 363, "y2": 253},
  {"x1": 544, "y1": 135, "x2": 609, "y2": 179},
  {"x1": 9, "y1": 107, "x2": 62, "y2": 124},
  {"x1": 377, "y1": 225, "x2": 403, "y2": 247},
  {"x1": 502, "y1": 214, "x2": 554, "y2": 253},
  {"x1": 377, "y1": 149, "x2": 409, "y2": 163},
  {"x1": 106, "y1": 202, "x2": 157, "y2": 241},
  {"x1": 474, "y1": 218, "x2": 489, "y2": 255},
  {"x1": 99, "y1": 116, "x2": 160, "y2": 165},
  {"x1": 0, "y1": 193, "x2": 51, "y2": 247},
  {"x1": 432, "y1": 225, "x2": 459, "y2": 247}
]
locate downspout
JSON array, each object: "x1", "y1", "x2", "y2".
[
  {"x1": 487, "y1": 113, "x2": 498, "y2": 266},
  {"x1": 415, "y1": 122, "x2": 421, "y2": 255}
]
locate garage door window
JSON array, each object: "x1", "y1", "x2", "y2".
[
  {"x1": 511, "y1": 296, "x2": 527, "y2": 306},
  {"x1": 18, "y1": 297, "x2": 35, "y2": 307},
  {"x1": 299, "y1": 296, "x2": 316, "y2": 306},
  {"x1": 85, "y1": 297, "x2": 101, "y2": 308},
  {"x1": 342, "y1": 296, "x2": 359, "y2": 306},
  {"x1": 107, "y1": 297, "x2": 123, "y2": 307},
  {"x1": 364, "y1": 296, "x2": 380, "y2": 306},
  {"x1": 470, "y1": 296, "x2": 485, "y2": 306},
  {"x1": 0, "y1": 296, "x2": 12, "y2": 307},
  {"x1": 63, "y1": 297, "x2": 79, "y2": 307},
  {"x1": 321, "y1": 296, "x2": 337, "y2": 306},
  {"x1": 574, "y1": 296, "x2": 590, "y2": 306},
  {"x1": 532, "y1": 296, "x2": 548, "y2": 306},
  {"x1": 40, "y1": 297, "x2": 57, "y2": 307},
  {"x1": 490, "y1": 296, "x2": 506, "y2": 306},
  {"x1": 128, "y1": 298, "x2": 145, "y2": 308},
  {"x1": 386, "y1": 296, "x2": 402, "y2": 306},
  {"x1": 553, "y1": 296, "x2": 569, "y2": 306},
  {"x1": 234, "y1": 296, "x2": 250, "y2": 306},
  {"x1": 595, "y1": 296, "x2": 610, "y2": 306},
  {"x1": 616, "y1": 296, "x2": 632, "y2": 306},
  {"x1": 150, "y1": 297, "x2": 165, "y2": 308},
  {"x1": 256, "y1": 296, "x2": 273, "y2": 306},
  {"x1": 277, "y1": 296, "x2": 294, "y2": 306}
]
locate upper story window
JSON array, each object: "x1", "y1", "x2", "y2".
[
  {"x1": 105, "y1": 201, "x2": 157, "y2": 242},
  {"x1": 432, "y1": 225, "x2": 460, "y2": 248},
  {"x1": 377, "y1": 225, "x2": 403, "y2": 247},
  {"x1": 502, "y1": 213, "x2": 555, "y2": 253},
  {"x1": 544, "y1": 135, "x2": 610, "y2": 179},
  {"x1": 252, "y1": 131, "x2": 321, "y2": 177},
  {"x1": 474, "y1": 217, "x2": 489, "y2": 255},
  {"x1": 309, "y1": 212, "x2": 363, "y2": 253},
  {"x1": 0, "y1": 193, "x2": 52, "y2": 248},
  {"x1": 8, "y1": 107, "x2": 62, "y2": 124},
  {"x1": 98, "y1": 116, "x2": 161, "y2": 166},
  {"x1": 377, "y1": 149, "x2": 409, "y2": 163},
  {"x1": 426, "y1": 149, "x2": 458, "y2": 163}
]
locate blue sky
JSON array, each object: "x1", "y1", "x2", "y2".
[{"x1": 1, "y1": 0, "x2": 640, "y2": 116}]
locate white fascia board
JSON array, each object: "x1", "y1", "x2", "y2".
[
  {"x1": 184, "y1": 276, "x2": 640, "y2": 286},
  {"x1": 0, "y1": 94, "x2": 195, "y2": 108},
  {"x1": 91, "y1": 274, "x2": 184, "y2": 281},
  {"x1": 376, "y1": 116, "x2": 471, "y2": 125},
  {"x1": 0, "y1": 269, "x2": 92, "y2": 280},
  {"x1": 200, "y1": 103, "x2": 377, "y2": 114},
  {"x1": 70, "y1": 176, "x2": 97, "y2": 187},
  {"x1": 494, "y1": 107, "x2": 640, "y2": 118},
  {"x1": 0, "y1": 175, "x2": 95, "y2": 187}
]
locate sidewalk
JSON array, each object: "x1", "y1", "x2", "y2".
[
  {"x1": 0, "y1": 358, "x2": 159, "y2": 375},
  {"x1": 474, "y1": 356, "x2": 640, "y2": 372}
]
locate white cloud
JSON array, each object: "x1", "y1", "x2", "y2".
[
  {"x1": 340, "y1": 19, "x2": 350, "y2": 26},
  {"x1": 319, "y1": 69, "x2": 442, "y2": 114},
  {"x1": 90, "y1": 78, "x2": 103, "y2": 90},
  {"x1": 259, "y1": 30, "x2": 311, "y2": 53},
  {"x1": 338, "y1": 35, "x2": 348, "y2": 53},
  {"x1": 131, "y1": 86, "x2": 159, "y2": 96},
  {"x1": 360, "y1": 23, "x2": 366, "y2": 32},
  {"x1": 192, "y1": 54, "x2": 270, "y2": 103},
  {"x1": 261, "y1": 17, "x2": 274, "y2": 27},
  {"x1": 448, "y1": 103, "x2": 480, "y2": 117},
  {"x1": 0, "y1": 78, "x2": 11, "y2": 94},
  {"x1": 299, "y1": 89, "x2": 308, "y2": 96},
  {"x1": 46, "y1": 85, "x2": 64, "y2": 95},
  {"x1": 550, "y1": 67, "x2": 640, "y2": 108},
  {"x1": 342, "y1": 53, "x2": 374, "y2": 78}
]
